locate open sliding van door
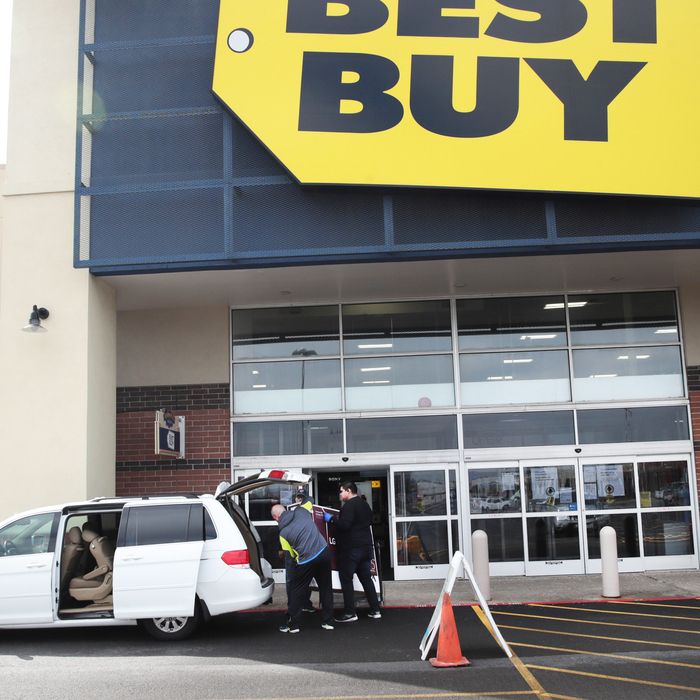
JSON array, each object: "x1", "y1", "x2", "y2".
[{"x1": 113, "y1": 500, "x2": 204, "y2": 620}]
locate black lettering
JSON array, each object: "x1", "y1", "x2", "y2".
[
  {"x1": 410, "y1": 56, "x2": 520, "y2": 137},
  {"x1": 525, "y1": 59, "x2": 646, "y2": 141},
  {"x1": 613, "y1": 0, "x2": 657, "y2": 44},
  {"x1": 287, "y1": 0, "x2": 389, "y2": 34},
  {"x1": 397, "y1": 0, "x2": 479, "y2": 38},
  {"x1": 298, "y1": 52, "x2": 403, "y2": 133},
  {"x1": 486, "y1": 0, "x2": 587, "y2": 43}
]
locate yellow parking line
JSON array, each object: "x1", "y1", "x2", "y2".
[
  {"x1": 528, "y1": 603, "x2": 700, "y2": 622},
  {"x1": 499, "y1": 623, "x2": 700, "y2": 650},
  {"x1": 612, "y1": 600, "x2": 700, "y2": 612},
  {"x1": 509, "y1": 641, "x2": 700, "y2": 669},
  {"x1": 526, "y1": 664, "x2": 700, "y2": 693},
  {"x1": 493, "y1": 609, "x2": 700, "y2": 635}
]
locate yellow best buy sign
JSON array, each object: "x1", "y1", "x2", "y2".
[{"x1": 213, "y1": 1, "x2": 700, "y2": 198}]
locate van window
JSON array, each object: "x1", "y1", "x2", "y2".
[
  {"x1": 0, "y1": 512, "x2": 59, "y2": 556},
  {"x1": 122, "y1": 504, "x2": 206, "y2": 546}
]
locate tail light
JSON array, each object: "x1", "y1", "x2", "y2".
[{"x1": 221, "y1": 549, "x2": 250, "y2": 566}]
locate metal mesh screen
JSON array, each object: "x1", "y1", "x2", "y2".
[{"x1": 76, "y1": 1, "x2": 700, "y2": 272}]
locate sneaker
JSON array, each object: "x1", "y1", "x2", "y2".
[
  {"x1": 279, "y1": 622, "x2": 300, "y2": 634},
  {"x1": 301, "y1": 606, "x2": 316, "y2": 613},
  {"x1": 321, "y1": 622, "x2": 334, "y2": 630},
  {"x1": 367, "y1": 610, "x2": 382, "y2": 619},
  {"x1": 334, "y1": 612, "x2": 358, "y2": 623}
]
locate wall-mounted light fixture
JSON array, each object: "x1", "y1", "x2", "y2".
[{"x1": 22, "y1": 305, "x2": 50, "y2": 333}]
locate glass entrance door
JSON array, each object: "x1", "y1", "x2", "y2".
[{"x1": 390, "y1": 464, "x2": 460, "y2": 580}]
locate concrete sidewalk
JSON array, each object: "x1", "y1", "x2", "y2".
[{"x1": 266, "y1": 569, "x2": 700, "y2": 610}]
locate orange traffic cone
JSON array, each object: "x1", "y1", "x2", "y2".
[{"x1": 429, "y1": 592, "x2": 471, "y2": 668}]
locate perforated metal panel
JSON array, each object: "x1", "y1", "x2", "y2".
[{"x1": 75, "y1": 1, "x2": 700, "y2": 272}]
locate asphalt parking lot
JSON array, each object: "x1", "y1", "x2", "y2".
[{"x1": 0, "y1": 599, "x2": 698, "y2": 699}]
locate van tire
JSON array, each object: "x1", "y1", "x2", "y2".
[{"x1": 138, "y1": 605, "x2": 201, "y2": 641}]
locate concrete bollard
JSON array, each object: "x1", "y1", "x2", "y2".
[
  {"x1": 471, "y1": 529, "x2": 491, "y2": 601},
  {"x1": 600, "y1": 525, "x2": 620, "y2": 598}
]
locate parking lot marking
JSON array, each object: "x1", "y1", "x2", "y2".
[
  {"x1": 474, "y1": 605, "x2": 550, "y2": 699},
  {"x1": 509, "y1": 641, "x2": 700, "y2": 669},
  {"x1": 525, "y1": 664, "x2": 700, "y2": 693},
  {"x1": 528, "y1": 603, "x2": 700, "y2": 622},
  {"x1": 498, "y1": 623, "x2": 700, "y2": 650},
  {"x1": 493, "y1": 609, "x2": 700, "y2": 636},
  {"x1": 238, "y1": 693, "x2": 538, "y2": 700},
  {"x1": 612, "y1": 600, "x2": 700, "y2": 612}
]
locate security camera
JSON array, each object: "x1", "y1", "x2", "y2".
[
  {"x1": 574, "y1": 447, "x2": 582, "y2": 453},
  {"x1": 341, "y1": 456, "x2": 349, "y2": 463}
]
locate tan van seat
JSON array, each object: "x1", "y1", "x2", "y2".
[
  {"x1": 68, "y1": 529, "x2": 114, "y2": 604},
  {"x1": 60, "y1": 527, "x2": 85, "y2": 593}
]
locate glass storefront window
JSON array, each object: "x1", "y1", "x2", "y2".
[
  {"x1": 248, "y1": 483, "x2": 298, "y2": 521},
  {"x1": 569, "y1": 291, "x2": 679, "y2": 346},
  {"x1": 233, "y1": 360, "x2": 341, "y2": 414},
  {"x1": 255, "y1": 524, "x2": 285, "y2": 570},
  {"x1": 469, "y1": 468, "x2": 521, "y2": 515},
  {"x1": 586, "y1": 514, "x2": 639, "y2": 559},
  {"x1": 396, "y1": 521, "x2": 449, "y2": 565},
  {"x1": 346, "y1": 416, "x2": 458, "y2": 452},
  {"x1": 642, "y1": 512, "x2": 694, "y2": 557},
  {"x1": 457, "y1": 295, "x2": 567, "y2": 350},
  {"x1": 394, "y1": 470, "x2": 447, "y2": 517},
  {"x1": 581, "y1": 463, "x2": 635, "y2": 510},
  {"x1": 572, "y1": 346, "x2": 684, "y2": 402},
  {"x1": 526, "y1": 516, "x2": 580, "y2": 560},
  {"x1": 342, "y1": 300, "x2": 452, "y2": 355},
  {"x1": 524, "y1": 465, "x2": 577, "y2": 513},
  {"x1": 232, "y1": 420, "x2": 343, "y2": 456},
  {"x1": 638, "y1": 460, "x2": 690, "y2": 508},
  {"x1": 463, "y1": 411, "x2": 575, "y2": 448},
  {"x1": 578, "y1": 406, "x2": 689, "y2": 444},
  {"x1": 460, "y1": 350, "x2": 570, "y2": 406},
  {"x1": 232, "y1": 306, "x2": 340, "y2": 360},
  {"x1": 345, "y1": 355, "x2": 454, "y2": 410},
  {"x1": 471, "y1": 518, "x2": 524, "y2": 562}
]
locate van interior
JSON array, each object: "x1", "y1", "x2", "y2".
[{"x1": 58, "y1": 509, "x2": 121, "y2": 619}]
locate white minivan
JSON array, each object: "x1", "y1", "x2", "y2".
[{"x1": 0, "y1": 469, "x2": 308, "y2": 640}]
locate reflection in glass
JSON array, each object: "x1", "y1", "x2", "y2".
[
  {"x1": 642, "y1": 512, "x2": 694, "y2": 557},
  {"x1": 343, "y1": 300, "x2": 452, "y2": 355},
  {"x1": 572, "y1": 346, "x2": 683, "y2": 401},
  {"x1": 638, "y1": 461, "x2": 690, "y2": 508},
  {"x1": 569, "y1": 292, "x2": 678, "y2": 346},
  {"x1": 527, "y1": 516, "x2": 580, "y2": 560},
  {"x1": 345, "y1": 355, "x2": 454, "y2": 410},
  {"x1": 248, "y1": 483, "x2": 297, "y2": 521},
  {"x1": 396, "y1": 521, "x2": 449, "y2": 565},
  {"x1": 449, "y1": 470, "x2": 457, "y2": 516},
  {"x1": 232, "y1": 420, "x2": 343, "y2": 456},
  {"x1": 451, "y1": 519, "x2": 460, "y2": 556},
  {"x1": 457, "y1": 295, "x2": 566, "y2": 350},
  {"x1": 586, "y1": 514, "x2": 639, "y2": 558},
  {"x1": 233, "y1": 360, "x2": 341, "y2": 414},
  {"x1": 524, "y1": 465, "x2": 577, "y2": 512},
  {"x1": 232, "y1": 306, "x2": 339, "y2": 360},
  {"x1": 346, "y1": 415, "x2": 458, "y2": 452},
  {"x1": 394, "y1": 471, "x2": 447, "y2": 517},
  {"x1": 463, "y1": 411, "x2": 574, "y2": 448},
  {"x1": 469, "y1": 468, "x2": 521, "y2": 515},
  {"x1": 581, "y1": 463, "x2": 635, "y2": 510},
  {"x1": 256, "y1": 524, "x2": 285, "y2": 569},
  {"x1": 460, "y1": 350, "x2": 570, "y2": 406},
  {"x1": 471, "y1": 518, "x2": 524, "y2": 562},
  {"x1": 578, "y1": 406, "x2": 689, "y2": 444}
]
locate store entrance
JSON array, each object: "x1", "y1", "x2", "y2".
[{"x1": 315, "y1": 469, "x2": 393, "y2": 581}]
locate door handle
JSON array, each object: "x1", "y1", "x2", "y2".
[
  {"x1": 26, "y1": 564, "x2": 48, "y2": 569},
  {"x1": 122, "y1": 556, "x2": 143, "y2": 562}
]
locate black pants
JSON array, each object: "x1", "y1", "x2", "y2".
[
  {"x1": 287, "y1": 548, "x2": 333, "y2": 626},
  {"x1": 338, "y1": 545, "x2": 380, "y2": 614},
  {"x1": 285, "y1": 554, "x2": 313, "y2": 608}
]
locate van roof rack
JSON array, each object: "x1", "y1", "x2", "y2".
[{"x1": 140, "y1": 493, "x2": 201, "y2": 499}]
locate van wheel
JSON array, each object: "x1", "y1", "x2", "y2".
[{"x1": 138, "y1": 607, "x2": 200, "y2": 641}]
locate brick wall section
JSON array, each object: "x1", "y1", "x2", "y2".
[{"x1": 116, "y1": 384, "x2": 230, "y2": 497}]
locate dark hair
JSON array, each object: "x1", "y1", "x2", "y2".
[{"x1": 340, "y1": 481, "x2": 358, "y2": 494}]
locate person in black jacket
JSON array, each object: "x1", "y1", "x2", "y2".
[{"x1": 330, "y1": 481, "x2": 381, "y2": 622}]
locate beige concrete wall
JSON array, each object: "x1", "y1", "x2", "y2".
[
  {"x1": 679, "y1": 286, "x2": 700, "y2": 367},
  {"x1": 117, "y1": 307, "x2": 230, "y2": 387},
  {"x1": 0, "y1": 1, "x2": 116, "y2": 521}
]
